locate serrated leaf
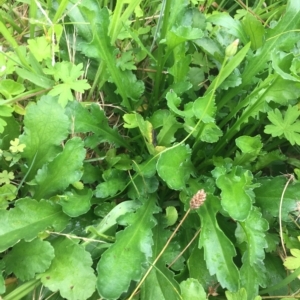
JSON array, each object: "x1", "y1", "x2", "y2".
[
  {"x1": 216, "y1": 167, "x2": 253, "y2": 221},
  {"x1": 34, "y1": 137, "x2": 86, "y2": 200},
  {"x1": 97, "y1": 197, "x2": 157, "y2": 299},
  {"x1": 236, "y1": 209, "x2": 268, "y2": 264},
  {"x1": 41, "y1": 237, "x2": 96, "y2": 300},
  {"x1": 198, "y1": 195, "x2": 239, "y2": 291},
  {"x1": 188, "y1": 247, "x2": 216, "y2": 290},
  {"x1": 157, "y1": 145, "x2": 192, "y2": 190},
  {"x1": 180, "y1": 278, "x2": 206, "y2": 300},
  {"x1": 0, "y1": 199, "x2": 69, "y2": 252},
  {"x1": 200, "y1": 122, "x2": 223, "y2": 143},
  {"x1": 255, "y1": 177, "x2": 300, "y2": 221},
  {"x1": 264, "y1": 105, "x2": 300, "y2": 145},
  {"x1": 240, "y1": 255, "x2": 267, "y2": 299},
  {"x1": 193, "y1": 92, "x2": 216, "y2": 123},
  {"x1": 20, "y1": 95, "x2": 70, "y2": 179},
  {"x1": 66, "y1": 101, "x2": 130, "y2": 148},
  {"x1": 4, "y1": 239, "x2": 54, "y2": 281},
  {"x1": 58, "y1": 189, "x2": 92, "y2": 217}
]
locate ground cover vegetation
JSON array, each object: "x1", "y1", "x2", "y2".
[{"x1": 1, "y1": 0, "x2": 300, "y2": 299}]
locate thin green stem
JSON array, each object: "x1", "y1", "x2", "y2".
[{"x1": 152, "y1": 0, "x2": 172, "y2": 108}]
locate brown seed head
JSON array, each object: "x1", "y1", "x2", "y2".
[{"x1": 190, "y1": 189, "x2": 206, "y2": 210}]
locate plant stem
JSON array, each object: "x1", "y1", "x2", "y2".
[{"x1": 128, "y1": 208, "x2": 191, "y2": 299}]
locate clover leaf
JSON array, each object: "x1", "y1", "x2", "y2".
[
  {"x1": 9, "y1": 138, "x2": 26, "y2": 153},
  {"x1": 0, "y1": 170, "x2": 14, "y2": 185}
]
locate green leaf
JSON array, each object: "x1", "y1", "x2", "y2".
[
  {"x1": 0, "y1": 105, "x2": 14, "y2": 133},
  {"x1": 216, "y1": 167, "x2": 253, "y2": 221},
  {"x1": 264, "y1": 105, "x2": 300, "y2": 145},
  {"x1": 180, "y1": 278, "x2": 206, "y2": 300},
  {"x1": 193, "y1": 92, "x2": 216, "y2": 123},
  {"x1": 0, "y1": 198, "x2": 69, "y2": 252},
  {"x1": 242, "y1": 13, "x2": 264, "y2": 50},
  {"x1": 200, "y1": 123, "x2": 223, "y2": 143},
  {"x1": 0, "y1": 184, "x2": 17, "y2": 208},
  {"x1": 20, "y1": 95, "x2": 70, "y2": 179},
  {"x1": 34, "y1": 137, "x2": 86, "y2": 200},
  {"x1": 240, "y1": 256, "x2": 266, "y2": 299},
  {"x1": 284, "y1": 248, "x2": 300, "y2": 270},
  {"x1": 28, "y1": 36, "x2": 51, "y2": 62},
  {"x1": 198, "y1": 195, "x2": 239, "y2": 291},
  {"x1": 0, "y1": 273, "x2": 4, "y2": 294},
  {"x1": 236, "y1": 209, "x2": 268, "y2": 264},
  {"x1": 271, "y1": 51, "x2": 299, "y2": 82},
  {"x1": 76, "y1": 6, "x2": 144, "y2": 109},
  {"x1": 141, "y1": 216, "x2": 181, "y2": 300},
  {"x1": 225, "y1": 287, "x2": 247, "y2": 300},
  {"x1": 157, "y1": 116, "x2": 182, "y2": 147},
  {"x1": 207, "y1": 13, "x2": 247, "y2": 44},
  {"x1": 166, "y1": 90, "x2": 192, "y2": 118},
  {"x1": 58, "y1": 189, "x2": 92, "y2": 217},
  {"x1": 41, "y1": 237, "x2": 96, "y2": 300},
  {"x1": 66, "y1": 101, "x2": 130, "y2": 149},
  {"x1": 86, "y1": 200, "x2": 141, "y2": 237},
  {"x1": 188, "y1": 247, "x2": 216, "y2": 290},
  {"x1": 263, "y1": 76, "x2": 300, "y2": 105},
  {"x1": 255, "y1": 177, "x2": 300, "y2": 222},
  {"x1": 157, "y1": 145, "x2": 193, "y2": 190},
  {"x1": 3, "y1": 239, "x2": 54, "y2": 281},
  {"x1": 0, "y1": 79, "x2": 25, "y2": 98},
  {"x1": 206, "y1": 42, "x2": 251, "y2": 94},
  {"x1": 95, "y1": 169, "x2": 127, "y2": 198},
  {"x1": 97, "y1": 197, "x2": 157, "y2": 299},
  {"x1": 15, "y1": 67, "x2": 54, "y2": 88},
  {"x1": 46, "y1": 62, "x2": 91, "y2": 107}
]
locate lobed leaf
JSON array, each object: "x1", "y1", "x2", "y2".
[
  {"x1": 20, "y1": 95, "x2": 70, "y2": 179},
  {"x1": 236, "y1": 209, "x2": 269, "y2": 265},
  {"x1": 97, "y1": 197, "x2": 157, "y2": 299},
  {"x1": 0, "y1": 198, "x2": 69, "y2": 252},
  {"x1": 33, "y1": 137, "x2": 86, "y2": 200},
  {"x1": 216, "y1": 167, "x2": 253, "y2": 221},
  {"x1": 264, "y1": 105, "x2": 300, "y2": 145},
  {"x1": 58, "y1": 189, "x2": 92, "y2": 217},
  {"x1": 157, "y1": 144, "x2": 193, "y2": 190},
  {"x1": 3, "y1": 239, "x2": 54, "y2": 281},
  {"x1": 41, "y1": 237, "x2": 96, "y2": 300},
  {"x1": 198, "y1": 195, "x2": 240, "y2": 291}
]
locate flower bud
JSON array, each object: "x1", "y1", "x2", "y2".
[{"x1": 225, "y1": 39, "x2": 239, "y2": 57}]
